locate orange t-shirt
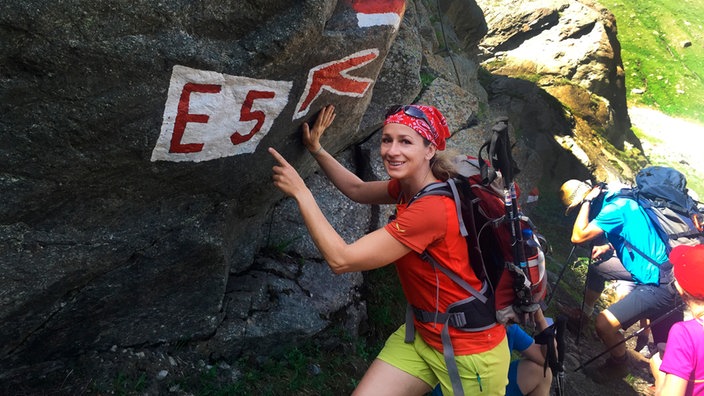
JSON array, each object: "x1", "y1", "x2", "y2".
[{"x1": 384, "y1": 179, "x2": 505, "y2": 355}]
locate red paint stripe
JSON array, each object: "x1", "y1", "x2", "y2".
[{"x1": 349, "y1": 0, "x2": 405, "y2": 15}]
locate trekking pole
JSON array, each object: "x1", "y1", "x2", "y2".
[
  {"x1": 485, "y1": 118, "x2": 537, "y2": 322},
  {"x1": 575, "y1": 253, "x2": 592, "y2": 346},
  {"x1": 554, "y1": 315, "x2": 568, "y2": 396},
  {"x1": 545, "y1": 244, "x2": 577, "y2": 308},
  {"x1": 574, "y1": 302, "x2": 685, "y2": 372}
]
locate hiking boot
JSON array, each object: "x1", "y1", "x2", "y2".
[{"x1": 584, "y1": 354, "x2": 630, "y2": 384}]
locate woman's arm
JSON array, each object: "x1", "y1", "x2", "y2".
[
  {"x1": 269, "y1": 147, "x2": 410, "y2": 272},
  {"x1": 303, "y1": 105, "x2": 394, "y2": 205}
]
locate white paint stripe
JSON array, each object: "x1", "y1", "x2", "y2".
[{"x1": 356, "y1": 12, "x2": 401, "y2": 31}]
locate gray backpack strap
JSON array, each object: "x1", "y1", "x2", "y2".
[
  {"x1": 441, "y1": 317, "x2": 465, "y2": 396},
  {"x1": 414, "y1": 179, "x2": 468, "y2": 238},
  {"x1": 405, "y1": 304, "x2": 416, "y2": 343},
  {"x1": 447, "y1": 178, "x2": 468, "y2": 237}
]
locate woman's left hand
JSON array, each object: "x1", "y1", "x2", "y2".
[
  {"x1": 302, "y1": 104, "x2": 336, "y2": 153},
  {"x1": 269, "y1": 147, "x2": 308, "y2": 198}
]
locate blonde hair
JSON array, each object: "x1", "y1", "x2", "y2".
[{"x1": 430, "y1": 150, "x2": 459, "y2": 181}]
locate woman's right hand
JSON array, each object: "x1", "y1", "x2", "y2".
[
  {"x1": 302, "y1": 105, "x2": 336, "y2": 153},
  {"x1": 269, "y1": 147, "x2": 308, "y2": 199}
]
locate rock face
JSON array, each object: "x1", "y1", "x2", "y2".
[
  {"x1": 1, "y1": 0, "x2": 405, "y2": 377},
  {"x1": 0, "y1": 0, "x2": 635, "y2": 389},
  {"x1": 477, "y1": 0, "x2": 643, "y2": 182}
]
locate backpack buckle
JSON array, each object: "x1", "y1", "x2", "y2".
[{"x1": 693, "y1": 213, "x2": 704, "y2": 232}]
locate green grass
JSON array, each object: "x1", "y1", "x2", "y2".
[{"x1": 599, "y1": 0, "x2": 704, "y2": 124}]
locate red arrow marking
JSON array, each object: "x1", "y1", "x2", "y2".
[{"x1": 294, "y1": 48, "x2": 379, "y2": 119}]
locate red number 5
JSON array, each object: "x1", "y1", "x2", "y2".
[{"x1": 231, "y1": 90, "x2": 276, "y2": 145}]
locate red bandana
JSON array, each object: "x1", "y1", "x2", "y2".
[{"x1": 383, "y1": 105, "x2": 451, "y2": 150}]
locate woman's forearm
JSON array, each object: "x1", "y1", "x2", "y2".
[
  {"x1": 294, "y1": 187, "x2": 409, "y2": 273},
  {"x1": 311, "y1": 148, "x2": 393, "y2": 204},
  {"x1": 294, "y1": 189, "x2": 350, "y2": 272}
]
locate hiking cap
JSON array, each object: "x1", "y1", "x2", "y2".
[
  {"x1": 559, "y1": 179, "x2": 592, "y2": 215},
  {"x1": 670, "y1": 244, "x2": 704, "y2": 299}
]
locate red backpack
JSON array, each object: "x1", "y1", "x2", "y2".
[{"x1": 409, "y1": 155, "x2": 548, "y2": 325}]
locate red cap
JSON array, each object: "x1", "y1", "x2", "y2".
[{"x1": 670, "y1": 244, "x2": 704, "y2": 298}]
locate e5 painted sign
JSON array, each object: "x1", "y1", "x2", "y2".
[{"x1": 151, "y1": 65, "x2": 293, "y2": 162}]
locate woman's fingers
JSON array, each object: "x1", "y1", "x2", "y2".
[
  {"x1": 317, "y1": 104, "x2": 336, "y2": 128},
  {"x1": 268, "y1": 147, "x2": 290, "y2": 167},
  {"x1": 302, "y1": 105, "x2": 335, "y2": 152},
  {"x1": 302, "y1": 122, "x2": 315, "y2": 150},
  {"x1": 268, "y1": 147, "x2": 305, "y2": 196},
  {"x1": 311, "y1": 105, "x2": 336, "y2": 135}
]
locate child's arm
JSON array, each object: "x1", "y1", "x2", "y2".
[{"x1": 655, "y1": 374, "x2": 687, "y2": 396}]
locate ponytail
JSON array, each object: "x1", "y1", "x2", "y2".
[{"x1": 430, "y1": 150, "x2": 458, "y2": 181}]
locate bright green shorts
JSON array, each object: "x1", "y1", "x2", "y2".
[{"x1": 377, "y1": 324, "x2": 509, "y2": 395}]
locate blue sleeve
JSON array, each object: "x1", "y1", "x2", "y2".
[
  {"x1": 592, "y1": 196, "x2": 625, "y2": 235},
  {"x1": 506, "y1": 324, "x2": 534, "y2": 353}
]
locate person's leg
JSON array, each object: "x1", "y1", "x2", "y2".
[
  {"x1": 649, "y1": 343, "x2": 667, "y2": 392},
  {"x1": 515, "y1": 359, "x2": 552, "y2": 396},
  {"x1": 430, "y1": 335, "x2": 510, "y2": 396},
  {"x1": 585, "y1": 290, "x2": 640, "y2": 383},
  {"x1": 595, "y1": 309, "x2": 626, "y2": 359},
  {"x1": 614, "y1": 281, "x2": 651, "y2": 352},
  {"x1": 588, "y1": 283, "x2": 682, "y2": 383},
  {"x1": 353, "y1": 359, "x2": 432, "y2": 396},
  {"x1": 568, "y1": 256, "x2": 633, "y2": 333},
  {"x1": 363, "y1": 325, "x2": 435, "y2": 396}
]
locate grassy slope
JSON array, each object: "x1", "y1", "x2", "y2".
[{"x1": 599, "y1": 0, "x2": 704, "y2": 124}]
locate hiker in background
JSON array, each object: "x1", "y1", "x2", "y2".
[
  {"x1": 559, "y1": 180, "x2": 683, "y2": 383},
  {"x1": 269, "y1": 104, "x2": 509, "y2": 395},
  {"x1": 651, "y1": 244, "x2": 704, "y2": 396}
]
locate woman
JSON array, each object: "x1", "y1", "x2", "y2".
[
  {"x1": 652, "y1": 244, "x2": 704, "y2": 396},
  {"x1": 268, "y1": 104, "x2": 508, "y2": 395}
]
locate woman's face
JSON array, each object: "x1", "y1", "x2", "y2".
[{"x1": 380, "y1": 123, "x2": 434, "y2": 180}]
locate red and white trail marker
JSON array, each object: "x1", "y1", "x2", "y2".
[
  {"x1": 152, "y1": 65, "x2": 292, "y2": 162},
  {"x1": 350, "y1": 0, "x2": 406, "y2": 31}
]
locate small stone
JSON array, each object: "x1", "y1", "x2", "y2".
[
  {"x1": 631, "y1": 88, "x2": 645, "y2": 95},
  {"x1": 156, "y1": 370, "x2": 169, "y2": 380}
]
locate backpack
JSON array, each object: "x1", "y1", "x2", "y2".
[
  {"x1": 402, "y1": 155, "x2": 549, "y2": 396},
  {"x1": 415, "y1": 155, "x2": 549, "y2": 318},
  {"x1": 616, "y1": 166, "x2": 704, "y2": 270}
]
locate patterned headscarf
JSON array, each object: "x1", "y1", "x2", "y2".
[{"x1": 383, "y1": 105, "x2": 451, "y2": 150}]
